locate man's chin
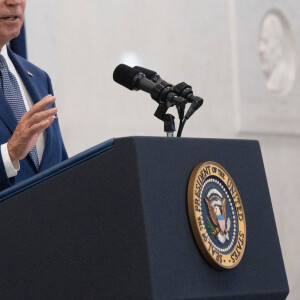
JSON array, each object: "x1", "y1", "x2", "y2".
[
  {"x1": 2, "y1": 28, "x2": 22, "y2": 45},
  {"x1": 11, "y1": 29, "x2": 22, "y2": 39},
  {"x1": 0, "y1": 20, "x2": 23, "y2": 41}
]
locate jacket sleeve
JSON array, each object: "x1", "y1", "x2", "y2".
[
  {"x1": 0, "y1": 148, "x2": 14, "y2": 191},
  {"x1": 46, "y1": 73, "x2": 68, "y2": 161}
]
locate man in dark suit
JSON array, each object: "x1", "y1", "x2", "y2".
[{"x1": 0, "y1": 0, "x2": 67, "y2": 191}]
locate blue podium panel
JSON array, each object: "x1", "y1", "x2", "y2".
[
  {"x1": 132, "y1": 137, "x2": 288, "y2": 299},
  {"x1": 0, "y1": 137, "x2": 288, "y2": 299}
]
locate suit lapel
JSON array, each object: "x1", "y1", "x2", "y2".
[{"x1": 0, "y1": 90, "x2": 18, "y2": 134}]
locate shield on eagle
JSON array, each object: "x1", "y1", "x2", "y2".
[{"x1": 218, "y1": 215, "x2": 225, "y2": 232}]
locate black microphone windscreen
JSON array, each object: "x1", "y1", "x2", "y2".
[
  {"x1": 134, "y1": 66, "x2": 157, "y2": 81},
  {"x1": 113, "y1": 64, "x2": 140, "y2": 90}
]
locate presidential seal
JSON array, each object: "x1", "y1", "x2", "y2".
[{"x1": 187, "y1": 161, "x2": 246, "y2": 269}]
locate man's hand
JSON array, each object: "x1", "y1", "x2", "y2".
[{"x1": 7, "y1": 95, "x2": 57, "y2": 167}]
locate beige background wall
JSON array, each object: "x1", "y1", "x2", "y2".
[{"x1": 26, "y1": 0, "x2": 300, "y2": 298}]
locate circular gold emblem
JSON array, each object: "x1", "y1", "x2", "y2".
[{"x1": 187, "y1": 161, "x2": 246, "y2": 269}]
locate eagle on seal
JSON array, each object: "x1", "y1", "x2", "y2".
[{"x1": 205, "y1": 189, "x2": 230, "y2": 242}]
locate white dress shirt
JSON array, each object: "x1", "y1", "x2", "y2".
[{"x1": 0, "y1": 45, "x2": 45, "y2": 178}]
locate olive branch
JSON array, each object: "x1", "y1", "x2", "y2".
[{"x1": 206, "y1": 216, "x2": 215, "y2": 234}]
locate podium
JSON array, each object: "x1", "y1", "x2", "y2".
[{"x1": 0, "y1": 137, "x2": 289, "y2": 299}]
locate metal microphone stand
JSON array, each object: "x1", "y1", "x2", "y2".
[
  {"x1": 154, "y1": 103, "x2": 175, "y2": 137},
  {"x1": 164, "y1": 114, "x2": 175, "y2": 137}
]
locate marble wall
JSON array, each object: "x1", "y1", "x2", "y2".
[{"x1": 26, "y1": 0, "x2": 300, "y2": 298}]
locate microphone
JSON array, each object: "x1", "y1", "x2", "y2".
[
  {"x1": 134, "y1": 66, "x2": 203, "y2": 104},
  {"x1": 134, "y1": 66, "x2": 203, "y2": 120},
  {"x1": 133, "y1": 66, "x2": 186, "y2": 120},
  {"x1": 133, "y1": 66, "x2": 161, "y2": 83},
  {"x1": 113, "y1": 64, "x2": 152, "y2": 92},
  {"x1": 113, "y1": 64, "x2": 186, "y2": 106}
]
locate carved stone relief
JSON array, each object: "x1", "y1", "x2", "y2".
[
  {"x1": 258, "y1": 11, "x2": 296, "y2": 95},
  {"x1": 231, "y1": 1, "x2": 300, "y2": 135}
]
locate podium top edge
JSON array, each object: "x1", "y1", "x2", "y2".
[
  {"x1": 0, "y1": 136, "x2": 260, "y2": 202},
  {"x1": 0, "y1": 138, "x2": 115, "y2": 202},
  {"x1": 116, "y1": 136, "x2": 260, "y2": 144}
]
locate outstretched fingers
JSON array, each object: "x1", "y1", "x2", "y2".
[
  {"x1": 30, "y1": 116, "x2": 55, "y2": 135},
  {"x1": 24, "y1": 95, "x2": 56, "y2": 120},
  {"x1": 27, "y1": 107, "x2": 58, "y2": 127}
]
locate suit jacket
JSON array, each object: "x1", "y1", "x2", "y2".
[{"x1": 0, "y1": 47, "x2": 68, "y2": 191}]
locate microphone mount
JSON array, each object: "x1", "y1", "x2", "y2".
[
  {"x1": 150, "y1": 79, "x2": 186, "y2": 137},
  {"x1": 173, "y1": 82, "x2": 204, "y2": 137}
]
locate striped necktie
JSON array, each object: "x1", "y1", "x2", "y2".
[{"x1": 0, "y1": 55, "x2": 39, "y2": 171}]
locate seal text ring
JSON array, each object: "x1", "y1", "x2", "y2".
[{"x1": 187, "y1": 161, "x2": 246, "y2": 269}]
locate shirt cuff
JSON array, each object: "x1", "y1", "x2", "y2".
[{"x1": 1, "y1": 143, "x2": 20, "y2": 178}]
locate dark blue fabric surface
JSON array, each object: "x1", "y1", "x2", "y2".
[
  {"x1": 10, "y1": 24, "x2": 27, "y2": 59},
  {"x1": 131, "y1": 137, "x2": 288, "y2": 299},
  {"x1": 0, "y1": 138, "x2": 114, "y2": 202}
]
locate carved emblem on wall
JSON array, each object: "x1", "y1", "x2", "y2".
[
  {"x1": 258, "y1": 11, "x2": 296, "y2": 95},
  {"x1": 232, "y1": 2, "x2": 300, "y2": 135}
]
